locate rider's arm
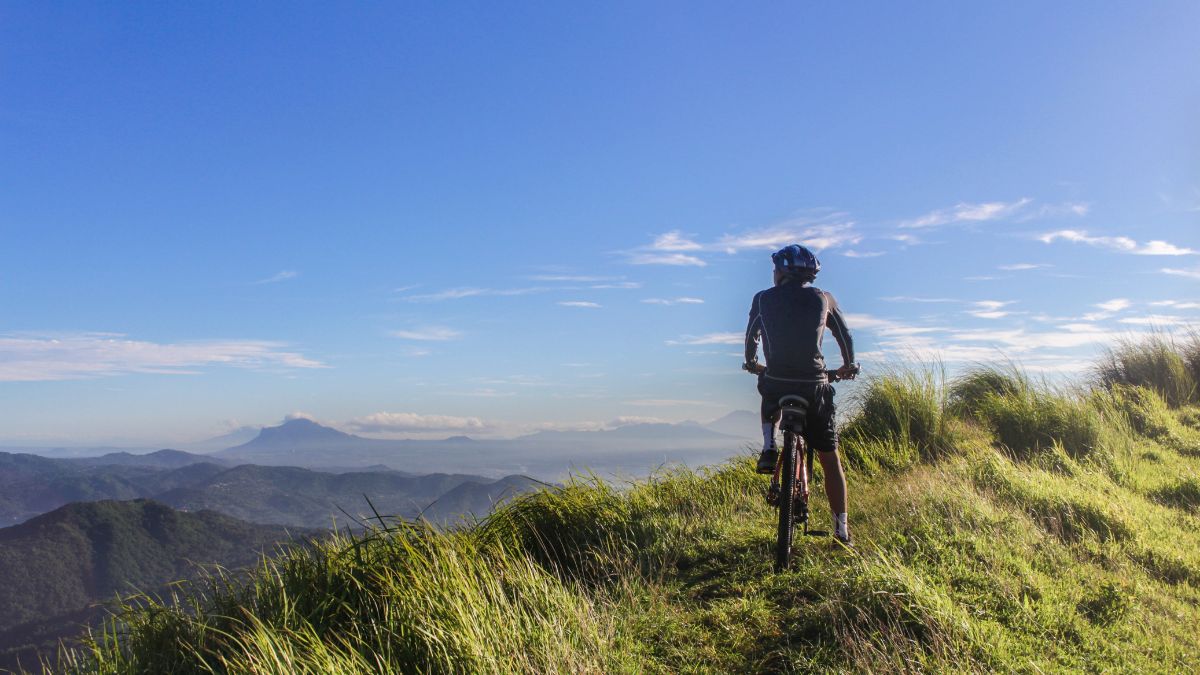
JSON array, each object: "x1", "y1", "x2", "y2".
[
  {"x1": 825, "y1": 291, "x2": 855, "y2": 367},
  {"x1": 744, "y1": 291, "x2": 764, "y2": 368}
]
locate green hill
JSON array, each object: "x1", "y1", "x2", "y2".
[
  {"x1": 47, "y1": 336, "x2": 1200, "y2": 673},
  {"x1": 0, "y1": 500, "x2": 308, "y2": 672}
]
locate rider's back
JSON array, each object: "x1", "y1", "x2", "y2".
[{"x1": 747, "y1": 283, "x2": 850, "y2": 381}]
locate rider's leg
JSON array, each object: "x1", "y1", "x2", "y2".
[
  {"x1": 761, "y1": 410, "x2": 780, "y2": 450},
  {"x1": 816, "y1": 450, "x2": 847, "y2": 515}
]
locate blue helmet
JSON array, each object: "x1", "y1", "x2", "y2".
[{"x1": 771, "y1": 244, "x2": 820, "y2": 278}]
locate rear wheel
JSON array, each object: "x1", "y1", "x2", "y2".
[{"x1": 775, "y1": 432, "x2": 797, "y2": 572}]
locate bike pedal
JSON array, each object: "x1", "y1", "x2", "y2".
[{"x1": 766, "y1": 485, "x2": 780, "y2": 507}]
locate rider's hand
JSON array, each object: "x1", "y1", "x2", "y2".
[
  {"x1": 743, "y1": 362, "x2": 767, "y2": 375},
  {"x1": 837, "y1": 363, "x2": 860, "y2": 380}
]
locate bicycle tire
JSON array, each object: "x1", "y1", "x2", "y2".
[{"x1": 775, "y1": 431, "x2": 797, "y2": 572}]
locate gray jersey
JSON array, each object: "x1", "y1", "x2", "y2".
[{"x1": 744, "y1": 282, "x2": 854, "y2": 381}]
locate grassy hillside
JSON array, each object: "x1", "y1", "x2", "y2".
[{"x1": 51, "y1": 336, "x2": 1200, "y2": 673}]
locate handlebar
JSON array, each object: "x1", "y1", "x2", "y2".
[{"x1": 742, "y1": 362, "x2": 860, "y2": 382}]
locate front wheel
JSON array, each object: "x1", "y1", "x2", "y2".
[{"x1": 775, "y1": 434, "x2": 797, "y2": 572}]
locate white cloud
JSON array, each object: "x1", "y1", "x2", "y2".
[
  {"x1": 1096, "y1": 298, "x2": 1131, "y2": 313},
  {"x1": 628, "y1": 253, "x2": 708, "y2": 267},
  {"x1": 1038, "y1": 230, "x2": 1196, "y2": 256},
  {"x1": 998, "y1": 263, "x2": 1051, "y2": 271},
  {"x1": 1117, "y1": 315, "x2": 1192, "y2": 327},
  {"x1": 0, "y1": 333, "x2": 325, "y2": 382},
  {"x1": 901, "y1": 198, "x2": 1031, "y2": 228},
  {"x1": 390, "y1": 327, "x2": 462, "y2": 341},
  {"x1": 254, "y1": 270, "x2": 299, "y2": 284},
  {"x1": 591, "y1": 281, "x2": 643, "y2": 289},
  {"x1": 642, "y1": 297, "x2": 705, "y2": 306},
  {"x1": 651, "y1": 231, "x2": 704, "y2": 251},
  {"x1": 403, "y1": 287, "x2": 547, "y2": 302},
  {"x1": 627, "y1": 215, "x2": 860, "y2": 267},
  {"x1": 345, "y1": 412, "x2": 490, "y2": 434},
  {"x1": 558, "y1": 301, "x2": 602, "y2": 308},
  {"x1": 965, "y1": 301, "x2": 1015, "y2": 319},
  {"x1": 666, "y1": 332, "x2": 744, "y2": 346},
  {"x1": 713, "y1": 222, "x2": 861, "y2": 254},
  {"x1": 843, "y1": 250, "x2": 885, "y2": 258},
  {"x1": 1150, "y1": 300, "x2": 1200, "y2": 309},
  {"x1": 1162, "y1": 267, "x2": 1200, "y2": 280}
]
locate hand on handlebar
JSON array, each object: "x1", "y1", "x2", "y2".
[{"x1": 742, "y1": 362, "x2": 767, "y2": 375}]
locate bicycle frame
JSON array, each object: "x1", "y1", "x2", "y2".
[{"x1": 765, "y1": 367, "x2": 857, "y2": 570}]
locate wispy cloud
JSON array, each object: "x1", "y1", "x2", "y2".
[
  {"x1": 626, "y1": 216, "x2": 861, "y2": 267},
  {"x1": 967, "y1": 300, "x2": 1015, "y2": 319},
  {"x1": 1163, "y1": 267, "x2": 1200, "y2": 279},
  {"x1": 665, "y1": 332, "x2": 743, "y2": 346},
  {"x1": 843, "y1": 250, "x2": 885, "y2": 258},
  {"x1": 1150, "y1": 300, "x2": 1200, "y2": 309},
  {"x1": 1117, "y1": 315, "x2": 1192, "y2": 327},
  {"x1": 900, "y1": 198, "x2": 1031, "y2": 229},
  {"x1": 345, "y1": 412, "x2": 491, "y2": 434},
  {"x1": 254, "y1": 270, "x2": 298, "y2": 284},
  {"x1": 390, "y1": 326, "x2": 462, "y2": 341},
  {"x1": 998, "y1": 263, "x2": 1052, "y2": 271},
  {"x1": 642, "y1": 297, "x2": 704, "y2": 306},
  {"x1": 1096, "y1": 298, "x2": 1131, "y2": 313},
  {"x1": 402, "y1": 287, "x2": 547, "y2": 302},
  {"x1": 712, "y1": 222, "x2": 861, "y2": 254},
  {"x1": 0, "y1": 333, "x2": 324, "y2": 382},
  {"x1": 557, "y1": 301, "x2": 602, "y2": 308},
  {"x1": 651, "y1": 231, "x2": 703, "y2": 251},
  {"x1": 628, "y1": 252, "x2": 708, "y2": 267},
  {"x1": 847, "y1": 312, "x2": 1128, "y2": 373},
  {"x1": 1037, "y1": 230, "x2": 1196, "y2": 256},
  {"x1": 591, "y1": 281, "x2": 643, "y2": 289}
]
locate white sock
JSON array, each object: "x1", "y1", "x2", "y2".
[
  {"x1": 761, "y1": 422, "x2": 776, "y2": 451},
  {"x1": 833, "y1": 512, "x2": 849, "y2": 538}
]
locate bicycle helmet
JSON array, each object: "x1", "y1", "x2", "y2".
[{"x1": 771, "y1": 244, "x2": 820, "y2": 279}]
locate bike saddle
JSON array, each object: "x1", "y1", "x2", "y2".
[
  {"x1": 778, "y1": 394, "x2": 810, "y2": 408},
  {"x1": 778, "y1": 395, "x2": 810, "y2": 433}
]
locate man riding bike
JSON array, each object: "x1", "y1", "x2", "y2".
[{"x1": 744, "y1": 244, "x2": 858, "y2": 544}]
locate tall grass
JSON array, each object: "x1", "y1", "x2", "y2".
[
  {"x1": 1096, "y1": 334, "x2": 1197, "y2": 407},
  {"x1": 840, "y1": 369, "x2": 955, "y2": 472},
  {"x1": 67, "y1": 522, "x2": 625, "y2": 674}
]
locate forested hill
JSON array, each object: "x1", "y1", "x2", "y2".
[{"x1": 0, "y1": 500, "x2": 308, "y2": 671}]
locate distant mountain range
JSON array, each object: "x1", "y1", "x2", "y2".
[
  {"x1": 0, "y1": 499, "x2": 309, "y2": 670},
  {"x1": 216, "y1": 415, "x2": 759, "y2": 477},
  {"x1": 0, "y1": 449, "x2": 540, "y2": 530}
]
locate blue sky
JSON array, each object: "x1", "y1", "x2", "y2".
[{"x1": 2, "y1": 2, "x2": 1198, "y2": 444}]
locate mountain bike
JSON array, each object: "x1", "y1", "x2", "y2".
[{"x1": 745, "y1": 365, "x2": 858, "y2": 572}]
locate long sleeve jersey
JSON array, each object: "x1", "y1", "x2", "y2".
[{"x1": 744, "y1": 282, "x2": 854, "y2": 381}]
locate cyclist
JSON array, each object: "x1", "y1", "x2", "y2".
[{"x1": 743, "y1": 244, "x2": 857, "y2": 544}]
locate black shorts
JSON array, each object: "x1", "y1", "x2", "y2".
[{"x1": 758, "y1": 377, "x2": 839, "y2": 453}]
